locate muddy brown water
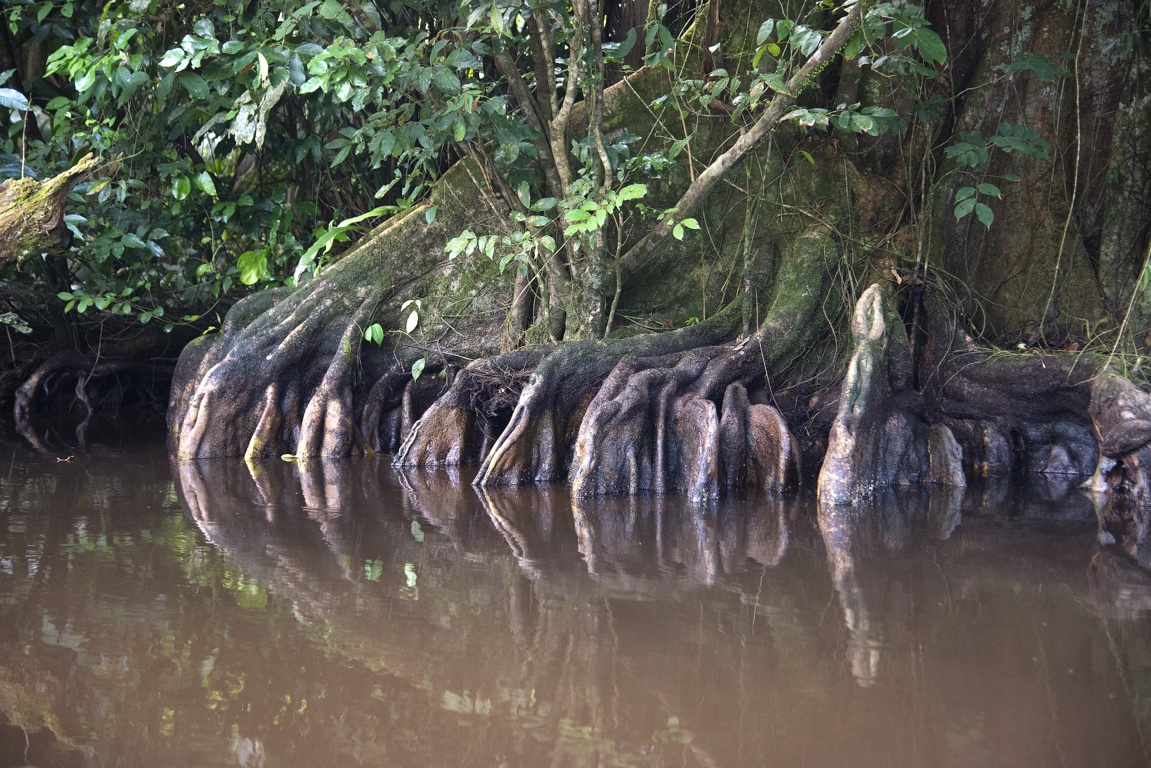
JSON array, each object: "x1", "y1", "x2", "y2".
[{"x1": 0, "y1": 429, "x2": 1150, "y2": 767}]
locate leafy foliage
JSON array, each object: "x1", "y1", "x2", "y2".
[{"x1": 0, "y1": 0, "x2": 1066, "y2": 348}]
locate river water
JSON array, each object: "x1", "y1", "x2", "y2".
[{"x1": 0, "y1": 427, "x2": 1149, "y2": 767}]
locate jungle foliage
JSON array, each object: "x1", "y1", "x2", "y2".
[{"x1": 1, "y1": 0, "x2": 1076, "y2": 347}]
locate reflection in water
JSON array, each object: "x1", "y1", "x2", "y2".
[
  {"x1": 818, "y1": 487, "x2": 965, "y2": 686},
  {"x1": 0, "y1": 438, "x2": 1150, "y2": 767}
]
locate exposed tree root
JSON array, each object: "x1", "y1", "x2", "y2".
[
  {"x1": 1086, "y1": 374, "x2": 1151, "y2": 569},
  {"x1": 567, "y1": 228, "x2": 836, "y2": 498},
  {"x1": 393, "y1": 349, "x2": 545, "y2": 467},
  {"x1": 921, "y1": 324, "x2": 1101, "y2": 482},
  {"x1": 817, "y1": 285, "x2": 933, "y2": 505},
  {"x1": 816, "y1": 283, "x2": 1133, "y2": 506},
  {"x1": 466, "y1": 301, "x2": 746, "y2": 487},
  {"x1": 473, "y1": 226, "x2": 837, "y2": 493},
  {"x1": 169, "y1": 161, "x2": 501, "y2": 460},
  {"x1": 13, "y1": 349, "x2": 172, "y2": 456}
]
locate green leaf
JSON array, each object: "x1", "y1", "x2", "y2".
[
  {"x1": 954, "y1": 197, "x2": 976, "y2": 220},
  {"x1": 999, "y1": 53, "x2": 1066, "y2": 82},
  {"x1": 955, "y1": 186, "x2": 976, "y2": 202},
  {"x1": 844, "y1": 29, "x2": 863, "y2": 60},
  {"x1": 425, "y1": 205, "x2": 438, "y2": 224},
  {"x1": 121, "y1": 233, "x2": 147, "y2": 249},
  {"x1": 406, "y1": 309, "x2": 418, "y2": 333},
  {"x1": 756, "y1": 19, "x2": 775, "y2": 46},
  {"x1": 237, "y1": 249, "x2": 267, "y2": 285},
  {"x1": 179, "y1": 73, "x2": 210, "y2": 100},
  {"x1": 159, "y1": 49, "x2": 184, "y2": 67},
  {"x1": 850, "y1": 114, "x2": 876, "y2": 134},
  {"x1": 673, "y1": 223, "x2": 684, "y2": 240},
  {"x1": 975, "y1": 202, "x2": 994, "y2": 228},
  {"x1": 194, "y1": 171, "x2": 217, "y2": 197},
  {"x1": 680, "y1": 217, "x2": 700, "y2": 230},
  {"x1": 914, "y1": 29, "x2": 947, "y2": 64},
  {"x1": 411, "y1": 357, "x2": 426, "y2": 380},
  {"x1": 172, "y1": 176, "x2": 191, "y2": 200},
  {"x1": 490, "y1": 5, "x2": 506, "y2": 36},
  {"x1": 530, "y1": 197, "x2": 557, "y2": 212},
  {"x1": 616, "y1": 28, "x2": 637, "y2": 59},
  {"x1": 0, "y1": 88, "x2": 29, "y2": 111},
  {"x1": 616, "y1": 183, "x2": 647, "y2": 202},
  {"x1": 977, "y1": 183, "x2": 1001, "y2": 198}
]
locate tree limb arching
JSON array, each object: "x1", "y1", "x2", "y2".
[{"x1": 622, "y1": 2, "x2": 862, "y2": 272}]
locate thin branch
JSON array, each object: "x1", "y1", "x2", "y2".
[
  {"x1": 548, "y1": 7, "x2": 583, "y2": 191},
  {"x1": 495, "y1": 49, "x2": 566, "y2": 199}
]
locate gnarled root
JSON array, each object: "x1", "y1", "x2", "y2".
[
  {"x1": 393, "y1": 349, "x2": 545, "y2": 467},
  {"x1": 817, "y1": 283, "x2": 1108, "y2": 505},
  {"x1": 169, "y1": 160, "x2": 508, "y2": 460},
  {"x1": 817, "y1": 284, "x2": 932, "y2": 505},
  {"x1": 567, "y1": 346, "x2": 801, "y2": 499},
  {"x1": 173, "y1": 284, "x2": 388, "y2": 459},
  {"x1": 15, "y1": 349, "x2": 172, "y2": 420},
  {"x1": 469, "y1": 301, "x2": 747, "y2": 487},
  {"x1": 922, "y1": 329, "x2": 1100, "y2": 482},
  {"x1": 14, "y1": 349, "x2": 172, "y2": 452},
  {"x1": 567, "y1": 227, "x2": 837, "y2": 499},
  {"x1": 1087, "y1": 374, "x2": 1151, "y2": 569}
]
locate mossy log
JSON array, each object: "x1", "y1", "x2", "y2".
[{"x1": 0, "y1": 154, "x2": 97, "y2": 267}]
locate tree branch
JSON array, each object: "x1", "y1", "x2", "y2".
[
  {"x1": 622, "y1": 2, "x2": 862, "y2": 272},
  {"x1": 494, "y1": 50, "x2": 565, "y2": 200}
]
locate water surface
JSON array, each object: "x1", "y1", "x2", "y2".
[{"x1": 0, "y1": 434, "x2": 1149, "y2": 767}]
